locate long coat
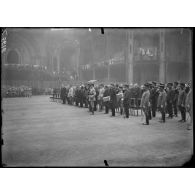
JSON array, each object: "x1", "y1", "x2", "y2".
[
  {"x1": 109, "y1": 87, "x2": 117, "y2": 108},
  {"x1": 185, "y1": 89, "x2": 192, "y2": 112},
  {"x1": 140, "y1": 90, "x2": 150, "y2": 108},
  {"x1": 178, "y1": 89, "x2": 186, "y2": 106},
  {"x1": 157, "y1": 90, "x2": 167, "y2": 108}
]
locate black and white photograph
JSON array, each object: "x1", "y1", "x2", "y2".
[{"x1": 1, "y1": 27, "x2": 193, "y2": 167}]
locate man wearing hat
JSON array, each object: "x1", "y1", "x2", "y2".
[
  {"x1": 123, "y1": 84, "x2": 131, "y2": 118},
  {"x1": 178, "y1": 82, "x2": 187, "y2": 122},
  {"x1": 150, "y1": 81, "x2": 159, "y2": 117},
  {"x1": 166, "y1": 83, "x2": 174, "y2": 118},
  {"x1": 103, "y1": 85, "x2": 110, "y2": 114},
  {"x1": 140, "y1": 83, "x2": 150, "y2": 125},
  {"x1": 185, "y1": 81, "x2": 192, "y2": 130},
  {"x1": 60, "y1": 84, "x2": 67, "y2": 104},
  {"x1": 157, "y1": 83, "x2": 167, "y2": 123},
  {"x1": 88, "y1": 83, "x2": 96, "y2": 115},
  {"x1": 173, "y1": 81, "x2": 179, "y2": 117},
  {"x1": 109, "y1": 84, "x2": 117, "y2": 117}
]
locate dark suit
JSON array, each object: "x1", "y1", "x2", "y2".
[
  {"x1": 123, "y1": 89, "x2": 131, "y2": 118},
  {"x1": 109, "y1": 87, "x2": 117, "y2": 116}
]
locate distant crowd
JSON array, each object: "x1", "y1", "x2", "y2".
[
  {"x1": 2, "y1": 85, "x2": 32, "y2": 97},
  {"x1": 58, "y1": 81, "x2": 192, "y2": 130},
  {"x1": 2, "y1": 86, "x2": 53, "y2": 97}
]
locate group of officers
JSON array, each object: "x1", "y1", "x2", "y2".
[{"x1": 60, "y1": 80, "x2": 192, "y2": 130}]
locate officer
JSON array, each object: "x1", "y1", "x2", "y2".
[
  {"x1": 173, "y1": 81, "x2": 179, "y2": 117},
  {"x1": 166, "y1": 83, "x2": 174, "y2": 118},
  {"x1": 157, "y1": 83, "x2": 167, "y2": 123},
  {"x1": 79, "y1": 85, "x2": 85, "y2": 108},
  {"x1": 178, "y1": 83, "x2": 186, "y2": 122},
  {"x1": 88, "y1": 83, "x2": 96, "y2": 115},
  {"x1": 150, "y1": 81, "x2": 158, "y2": 117},
  {"x1": 60, "y1": 84, "x2": 67, "y2": 104},
  {"x1": 103, "y1": 85, "x2": 110, "y2": 114},
  {"x1": 109, "y1": 84, "x2": 117, "y2": 117},
  {"x1": 123, "y1": 84, "x2": 131, "y2": 118},
  {"x1": 185, "y1": 81, "x2": 192, "y2": 130},
  {"x1": 140, "y1": 83, "x2": 150, "y2": 125}
]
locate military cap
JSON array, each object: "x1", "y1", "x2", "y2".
[
  {"x1": 144, "y1": 83, "x2": 150, "y2": 87},
  {"x1": 159, "y1": 83, "x2": 165, "y2": 88},
  {"x1": 152, "y1": 81, "x2": 157, "y2": 85},
  {"x1": 167, "y1": 82, "x2": 173, "y2": 86}
]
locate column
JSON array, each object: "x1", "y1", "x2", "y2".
[
  {"x1": 159, "y1": 29, "x2": 166, "y2": 83},
  {"x1": 189, "y1": 29, "x2": 192, "y2": 81},
  {"x1": 126, "y1": 30, "x2": 134, "y2": 84},
  {"x1": 57, "y1": 53, "x2": 60, "y2": 73}
]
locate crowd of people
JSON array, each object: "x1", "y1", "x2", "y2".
[
  {"x1": 59, "y1": 81, "x2": 192, "y2": 130},
  {"x1": 2, "y1": 85, "x2": 32, "y2": 97}
]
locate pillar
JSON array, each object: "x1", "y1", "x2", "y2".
[
  {"x1": 159, "y1": 29, "x2": 166, "y2": 83},
  {"x1": 57, "y1": 54, "x2": 60, "y2": 73},
  {"x1": 189, "y1": 29, "x2": 192, "y2": 82},
  {"x1": 126, "y1": 30, "x2": 134, "y2": 84}
]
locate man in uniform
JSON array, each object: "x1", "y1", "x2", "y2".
[
  {"x1": 185, "y1": 81, "x2": 192, "y2": 130},
  {"x1": 60, "y1": 84, "x2": 67, "y2": 104},
  {"x1": 123, "y1": 84, "x2": 131, "y2": 118},
  {"x1": 88, "y1": 84, "x2": 96, "y2": 115},
  {"x1": 173, "y1": 81, "x2": 179, "y2": 117},
  {"x1": 103, "y1": 85, "x2": 110, "y2": 114},
  {"x1": 157, "y1": 83, "x2": 167, "y2": 123},
  {"x1": 166, "y1": 83, "x2": 174, "y2": 118},
  {"x1": 150, "y1": 81, "x2": 158, "y2": 117},
  {"x1": 140, "y1": 83, "x2": 150, "y2": 125},
  {"x1": 178, "y1": 83, "x2": 187, "y2": 122},
  {"x1": 109, "y1": 84, "x2": 117, "y2": 117}
]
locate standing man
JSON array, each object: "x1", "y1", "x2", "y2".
[
  {"x1": 103, "y1": 85, "x2": 110, "y2": 114},
  {"x1": 88, "y1": 84, "x2": 96, "y2": 115},
  {"x1": 98, "y1": 84, "x2": 105, "y2": 111},
  {"x1": 157, "y1": 83, "x2": 167, "y2": 123},
  {"x1": 150, "y1": 81, "x2": 158, "y2": 117},
  {"x1": 178, "y1": 83, "x2": 187, "y2": 122},
  {"x1": 166, "y1": 83, "x2": 174, "y2": 118},
  {"x1": 123, "y1": 84, "x2": 131, "y2": 118},
  {"x1": 185, "y1": 82, "x2": 192, "y2": 130},
  {"x1": 109, "y1": 84, "x2": 117, "y2": 117},
  {"x1": 60, "y1": 84, "x2": 67, "y2": 104},
  {"x1": 173, "y1": 81, "x2": 179, "y2": 117},
  {"x1": 140, "y1": 83, "x2": 150, "y2": 125}
]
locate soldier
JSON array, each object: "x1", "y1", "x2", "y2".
[
  {"x1": 150, "y1": 81, "x2": 158, "y2": 117},
  {"x1": 118, "y1": 85, "x2": 124, "y2": 115},
  {"x1": 172, "y1": 81, "x2": 179, "y2": 117},
  {"x1": 88, "y1": 84, "x2": 96, "y2": 115},
  {"x1": 185, "y1": 82, "x2": 192, "y2": 130},
  {"x1": 166, "y1": 83, "x2": 174, "y2": 118},
  {"x1": 140, "y1": 83, "x2": 150, "y2": 125},
  {"x1": 109, "y1": 84, "x2": 117, "y2": 117},
  {"x1": 79, "y1": 85, "x2": 85, "y2": 108},
  {"x1": 98, "y1": 84, "x2": 105, "y2": 111},
  {"x1": 157, "y1": 83, "x2": 167, "y2": 123},
  {"x1": 103, "y1": 85, "x2": 110, "y2": 114},
  {"x1": 178, "y1": 83, "x2": 187, "y2": 122},
  {"x1": 123, "y1": 84, "x2": 131, "y2": 118},
  {"x1": 60, "y1": 84, "x2": 67, "y2": 104}
]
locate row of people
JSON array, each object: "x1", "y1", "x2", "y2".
[
  {"x1": 140, "y1": 81, "x2": 192, "y2": 130},
  {"x1": 2, "y1": 85, "x2": 32, "y2": 97},
  {"x1": 59, "y1": 81, "x2": 192, "y2": 130}
]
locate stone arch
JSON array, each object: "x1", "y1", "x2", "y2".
[{"x1": 6, "y1": 48, "x2": 21, "y2": 64}]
